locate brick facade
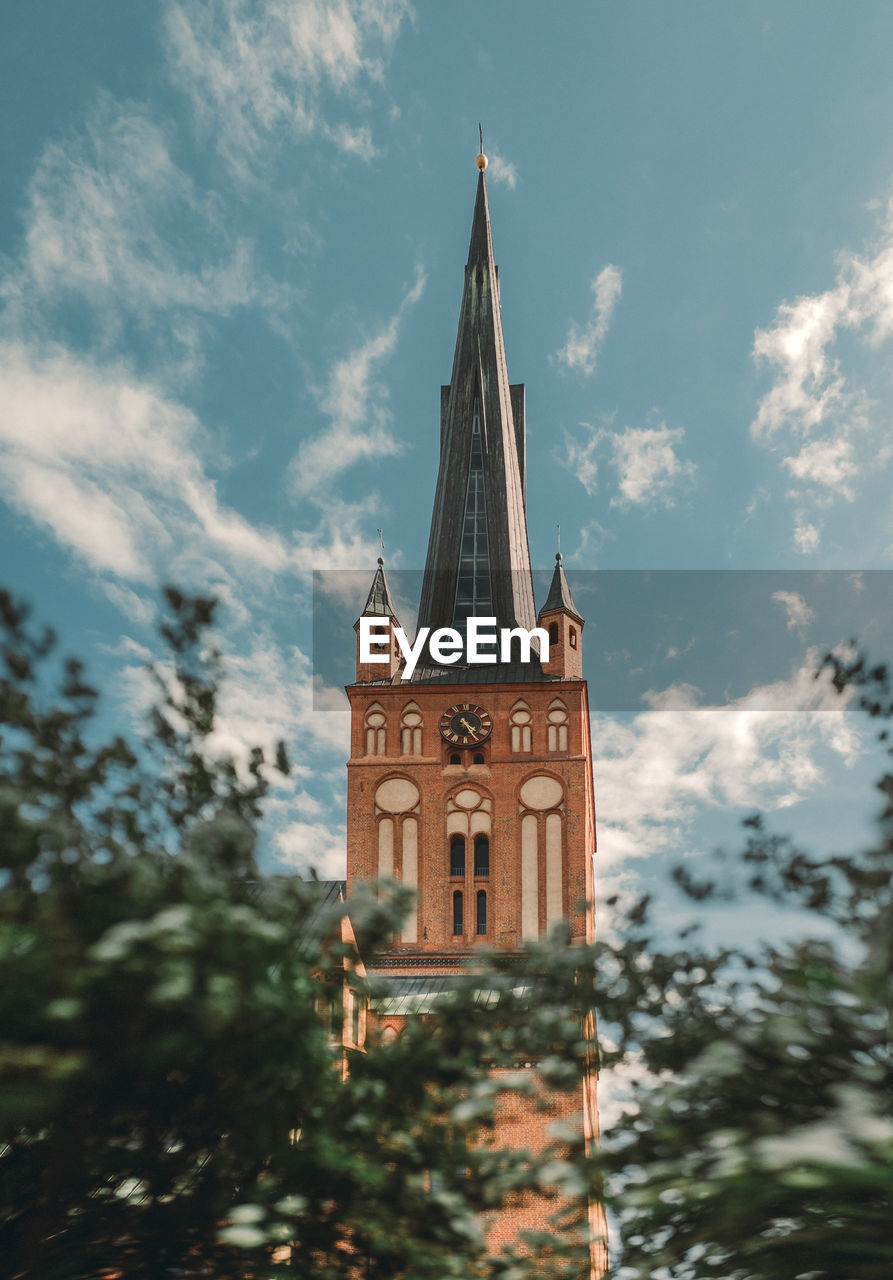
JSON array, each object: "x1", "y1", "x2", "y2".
[{"x1": 342, "y1": 160, "x2": 607, "y2": 1275}]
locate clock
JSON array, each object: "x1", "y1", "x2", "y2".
[{"x1": 439, "y1": 702, "x2": 493, "y2": 746}]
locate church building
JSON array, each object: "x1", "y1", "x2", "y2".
[{"x1": 345, "y1": 153, "x2": 606, "y2": 1275}]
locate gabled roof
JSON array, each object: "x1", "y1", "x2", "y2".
[{"x1": 539, "y1": 553, "x2": 584, "y2": 624}]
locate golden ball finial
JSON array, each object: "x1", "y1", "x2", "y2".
[{"x1": 476, "y1": 151, "x2": 488, "y2": 171}]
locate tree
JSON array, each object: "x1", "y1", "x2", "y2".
[
  {"x1": 593, "y1": 651, "x2": 893, "y2": 1279},
  {"x1": 3, "y1": 586, "x2": 889, "y2": 1279},
  {"x1": 0, "y1": 589, "x2": 599, "y2": 1280}
]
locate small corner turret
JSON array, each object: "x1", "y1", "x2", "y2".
[
  {"x1": 354, "y1": 557, "x2": 402, "y2": 683},
  {"x1": 538, "y1": 553, "x2": 584, "y2": 679}
]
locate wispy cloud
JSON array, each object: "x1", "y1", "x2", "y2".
[
  {"x1": 751, "y1": 196, "x2": 893, "y2": 553},
  {"x1": 275, "y1": 818, "x2": 348, "y2": 878},
  {"x1": 610, "y1": 423, "x2": 696, "y2": 506},
  {"x1": 0, "y1": 340, "x2": 289, "y2": 585},
  {"x1": 290, "y1": 268, "x2": 425, "y2": 500},
  {"x1": 592, "y1": 654, "x2": 860, "y2": 879},
  {"x1": 771, "y1": 589, "x2": 814, "y2": 632},
  {"x1": 163, "y1": 0, "x2": 411, "y2": 180},
  {"x1": 555, "y1": 264, "x2": 622, "y2": 375},
  {"x1": 485, "y1": 147, "x2": 518, "y2": 189},
  {"x1": 118, "y1": 627, "x2": 351, "y2": 876},
  {"x1": 564, "y1": 418, "x2": 696, "y2": 507},
  {"x1": 5, "y1": 97, "x2": 264, "y2": 344}
]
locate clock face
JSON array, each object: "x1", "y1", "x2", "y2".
[{"x1": 439, "y1": 702, "x2": 493, "y2": 746}]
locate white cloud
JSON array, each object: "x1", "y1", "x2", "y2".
[
  {"x1": 751, "y1": 196, "x2": 893, "y2": 553},
  {"x1": 563, "y1": 425, "x2": 602, "y2": 497},
  {"x1": 782, "y1": 436, "x2": 859, "y2": 497},
  {"x1": 563, "y1": 419, "x2": 696, "y2": 507},
  {"x1": 610, "y1": 423, "x2": 697, "y2": 506},
  {"x1": 771, "y1": 590, "x2": 814, "y2": 632},
  {"x1": 7, "y1": 97, "x2": 261, "y2": 334},
  {"x1": 592, "y1": 654, "x2": 860, "y2": 877},
  {"x1": 163, "y1": 0, "x2": 410, "y2": 179},
  {"x1": 276, "y1": 819, "x2": 347, "y2": 878},
  {"x1": 117, "y1": 628, "x2": 351, "y2": 877},
  {"x1": 0, "y1": 340, "x2": 289, "y2": 585},
  {"x1": 290, "y1": 268, "x2": 425, "y2": 499},
  {"x1": 209, "y1": 635, "x2": 349, "y2": 763},
  {"x1": 793, "y1": 513, "x2": 821, "y2": 555},
  {"x1": 555, "y1": 264, "x2": 622, "y2": 376},
  {"x1": 485, "y1": 148, "x2": 518, "y2": 189}
]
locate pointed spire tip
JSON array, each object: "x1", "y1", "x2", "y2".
[{"x1": 476, "y1": 121, "x2": 487, "y2": 171}]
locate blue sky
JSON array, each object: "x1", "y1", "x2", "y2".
[{"x1": 2, "y1": 1, "x2": 892, "y2": 915}]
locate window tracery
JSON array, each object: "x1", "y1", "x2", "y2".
[
  {"x1": 510, "y1": 699, "x2": 531, "y2": 752},
  {"x1": 364, "y1": 703, "x2": 387, "y2": 755},
  {"x1": 400, "y1": 700, "x2": 423, "y2": 755},
  {"x1": 547, "y1": 698, "x2": 568, "y2": 751}
]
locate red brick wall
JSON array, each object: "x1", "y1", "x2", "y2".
[{"x1": 346, "y1": 679, "x2": 595, "y2": 949}]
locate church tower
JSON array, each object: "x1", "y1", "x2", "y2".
[{"x1": 345, "y1": 155, "x2": 605, "y2": 1274}]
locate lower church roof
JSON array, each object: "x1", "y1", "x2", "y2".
[{"x1": 354, "y1": 660, "x2": 565, "y2": 687}]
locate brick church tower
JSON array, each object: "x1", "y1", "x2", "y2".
[{"x1": 345, "y1": 157, "x2": 606, "y2": 1274}]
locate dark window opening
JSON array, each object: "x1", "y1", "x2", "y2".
[
  {"x1": 449, "y1": 753, "x2": 461, "y2": 765},
  {"x1": 450, "y1": 834, "x2": 466, "y2": 877},
  {"x1": 473, "y1": 752, "x2": 485, "y2": 765},
  {"x1": 453, "y1": 890, "x2": 464, "y2": 936},
  {"x1": 452, "y1": 404, "x2": 493, "y2": 632},
  {"x1": 474, "y1": 833, "x2": 489, "y2": 878},
  {"x1": 549, "y1": 622, "x2": 559, "y2": 646},
  {"x1": 476, "y1": 890, "x2": 487, "y2": 935},
  {"x1": 569, "y1": 627, "x2": 577, "y2": 649}
]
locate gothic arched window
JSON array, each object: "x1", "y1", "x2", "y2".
[
  {"x1": 364, "y1": 703, "x2": 387, "y2": 755},
  {"x1": 476, "y1": 890, "x2": 487, "y2": 936},
  {"x1": 452, "y1": 890, "x2": 464, "y2": 937},
  {"x1": 473, "y1": 833, "x2": 489, "y2": 878},
  {"x1": 547, "y1": 698, "x2": 568, "y2": 752},
  {"x1": 450, "y1": 834, "x2": 466, "y2": 878},
  {"x1": 510, "y1": 699, "x2": 531, "y2": 753},
  {"x1": 400, "y1": 701, "x2": 423, "y2": 755},
  {"x1": 569, "y1": 626, "x2": 578, "y2": 649},
  {"x1": 549, "y1": 621, "x2": 559, "y2": 646}
]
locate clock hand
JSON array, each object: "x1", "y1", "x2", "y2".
[{"x1": 459, "y1": 717, "x2": 476, "y2": 734}]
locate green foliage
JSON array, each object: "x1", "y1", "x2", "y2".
[
  {"x1": 596, "y1": 654, "x2": 893, "y2": 1279},
  {"x1": 0, "y1": 590, "x2": 598, "y2": 1280},
  {"x1": 2, "y1": 588, "x2": 889, "y2": 1279}
]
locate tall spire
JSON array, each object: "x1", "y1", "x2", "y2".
[
  {"x1": 540, "y1": 552, "x2": 583, "y2": 623},
  {"x1": 360, "y1": 556, "x2": 398, "y2": 619},
  {"x1": 417, "y1": 161, "x2": 535, "y2": 647}
]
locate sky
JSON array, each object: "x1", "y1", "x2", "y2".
[{"x1": 2, "y1": 1, "x2": 893, "y2": 929}]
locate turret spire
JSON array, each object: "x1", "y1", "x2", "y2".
[{"x1": 417, "y1": 163, "x2": 535, "y2": 651}]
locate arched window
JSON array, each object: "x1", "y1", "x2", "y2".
[
  {"x1": 449, "y1": 753, "x2": 461, "y2": 766},
  {"x1": 472, "y1": 752, "x2": 485, "y2": 765},
  {"x1": 400, "y1": 701, "x2": 423, "y2": 755},
  {"x1": 364, "y1": 703, "x2": 386, "y2": 755},
  {"x1": 549, "y1": 621, "x2": 559, "y2": 646},
  {"x1": 473, "y1": 833, "x2": 489, "y2": 877},
  {"x1": 547, "y1": 698, "x2": 569, "y2": 752},
  {"x1": 510, "y1": 700, "x2": 531, "y2": 753},
  {"x1": 450, "y1": 834, "x2": 465, "y2": 877},
  {"x1": 569, "y1": 626, "x2": 578, "y2": 649},
  {"x1": 476, "y1": 890, "x2": 487, "y2": 936},
  {"x1": 452, "y1": 890, "x2": 464, "y2": 936}
]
